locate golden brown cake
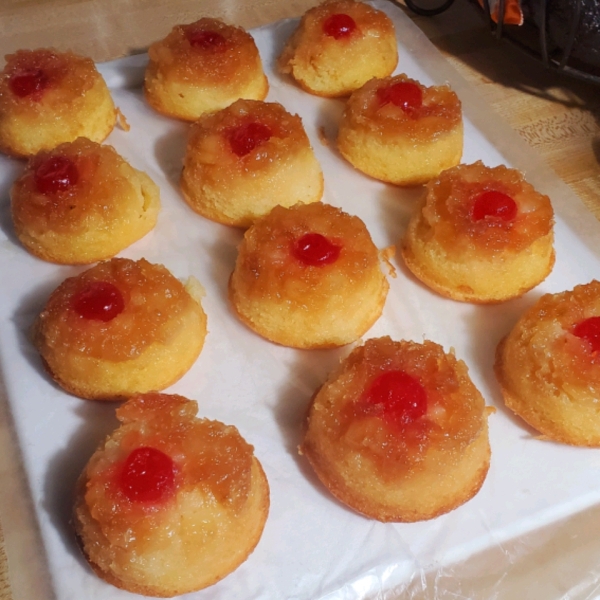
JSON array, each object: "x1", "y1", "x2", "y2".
[
  {"x1": 495, "y1": 280, "x2": 600, "y2": 446},
  {"x1": 229, "y1": 202, "x2": 388, "y2": 348},
  {"x1": 74, "y1": 392, "x2": 270, "y2": 597},
  {"x1": 278, "y1": 0, "x2": 398, "y2": 98},
  {"x1": 337, "y1": 74, "x2": 463, "y2": 186},
  {"x1": 34, "y1": 258, "x2": 207, "y2": 401},
  {"x1": 181, "y1": 99, "x2": 323, "y2": 227},
  {"x1": 144, "y1": 18, "x2": 268, "y2": 121},
  {"x1": 0, "y1": 48, "x2": 117, "y2": 158},
  {"x1": 401, "y1": 161, "x2": 555, "y2": 303},
  {"x1": 302, "y1": 336, "x2": 492, "y2": 522},
  {"x1": 11, "y1": 137, "x2": 160, "y2": 264}
]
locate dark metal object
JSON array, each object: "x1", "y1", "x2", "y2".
[
  {"x1": 403, "y1": 0, "x2": 456, "y2": 16},
  {"x1": 404, "y1": 0, "x2": 600, "y2": 86}
]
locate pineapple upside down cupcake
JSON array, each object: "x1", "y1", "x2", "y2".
[
  {"x1": 11, "y1": 137, "x2": 160, "y2": 264},
  {"x1": 34, "y1": 258, "x2": 207, "y2": 401},
  {"x1": 278, "y1": 0, "x2": 398, "y2": 98},
  {"x1": 0, "y1": 48, "x2": 117, "y2": 157},
  {"x1": 74, "y1": 392, "x2": 269, "y2": 597},
  {"x1": 401, "y1": 161, "x2": 555, "y2": 303},
  {"x1": 181, "y1": 99, "x2": 323, "y2": 227},
  {"x1": 229, "y1": 202, "x2": 389, "y2": 348},
  {"x1": 144, "y1": 18, "x2": 268, "y2": 121},
  {"x1": 337, "y1": 74, "x2": 463, "y2": 186},
  {"x1": 495, "y1": 281, "x2": 600, "y2": 446},
  {"x1": 302, "y1": 336, "x2": 493, "y2": 522}
]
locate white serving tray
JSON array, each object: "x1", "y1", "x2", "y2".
[{"x1": 1, "y1": 2, "x2": 600, "y2": 599}]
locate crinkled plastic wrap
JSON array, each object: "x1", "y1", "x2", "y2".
[{"x1": 1, "y1": 2, "x2": 600, "y2": 599}]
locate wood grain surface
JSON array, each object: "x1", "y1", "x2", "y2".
[
  {"x1": 0, "y1": 533, "x2": 7, "y2": 600},
  {"x1": 0, "y1": 1, "x2": 599, "y2": 598}
]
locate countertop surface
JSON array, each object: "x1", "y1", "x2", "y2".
[{"x1": 1, "y1": 1, "x2": 599, "y2": 599}]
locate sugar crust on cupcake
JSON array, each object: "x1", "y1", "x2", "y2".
[
  {"x1": 74, "y1": 392, "x2": 269, "y2": 596},
  {"x1": 181, "y1": 99, "x2": 323, "y2": 227},
  {"x1": 278, "y1": 0, "x2": 398, "y2": 98},
  {"x1": 34, "y1": 258, "x2": 207, "y2": 401},
  {"x1": 496, "y1": 280, "x2": 600, "y2": 446},
  {"x1": 229, "y1": 202, "x2": 388, "y2": 348},
  {"x1": 302, "y1": 336, "x2": 492, "y2": 522},
  {"x1": 144, "y1": 18, "x2": 268, "y2": 121},
  {"x1": 401, "y1": 161, "x2": 555, "y2": 303},
  {"x1": 11, "y1": 137, "x2": 160, "y2": 264},
  {"x1": 337, "y1": 74, "x2": 463, "y2": 186},
  {"x1": 0, "y1": 48, "x2": 116, "y2": 157}
]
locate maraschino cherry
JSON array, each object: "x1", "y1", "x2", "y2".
[
  {"x1": 471, "y1": 190, "x2": 517, "y2": 222},
  {"x1": 9, "y1": 68, "x2": 49, "y2": 99},
  {"x1": 323, "y1": 13, "x2": 357, "y2": 39},
  {"x1": 186, "y1": 29, "x2": 227, "y2": 51},
  {"x1": 365, "y1": 370, "x2": 427, "y2": 425},
  {"x1": 71, "y1": 281, "x2": 125, "y2": 322},
  {"x1": 118, "y1": 447, "x2": 176, "y2": 503},
  {"x1": 228, "y1": 122, "x2": 272, "y2": 157},
  {"x1": 573, "y1": 316, "x2": 600, "y2": 353},
  {"x1": 292, "y1": 233, "x2": 341, "y2": 266},
  {"x1": 34, "y1": 155, "x2": 79, "y2": 195},
  {"x1": 377, "y1": 81, "x2": 422, "y2": 113}
]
